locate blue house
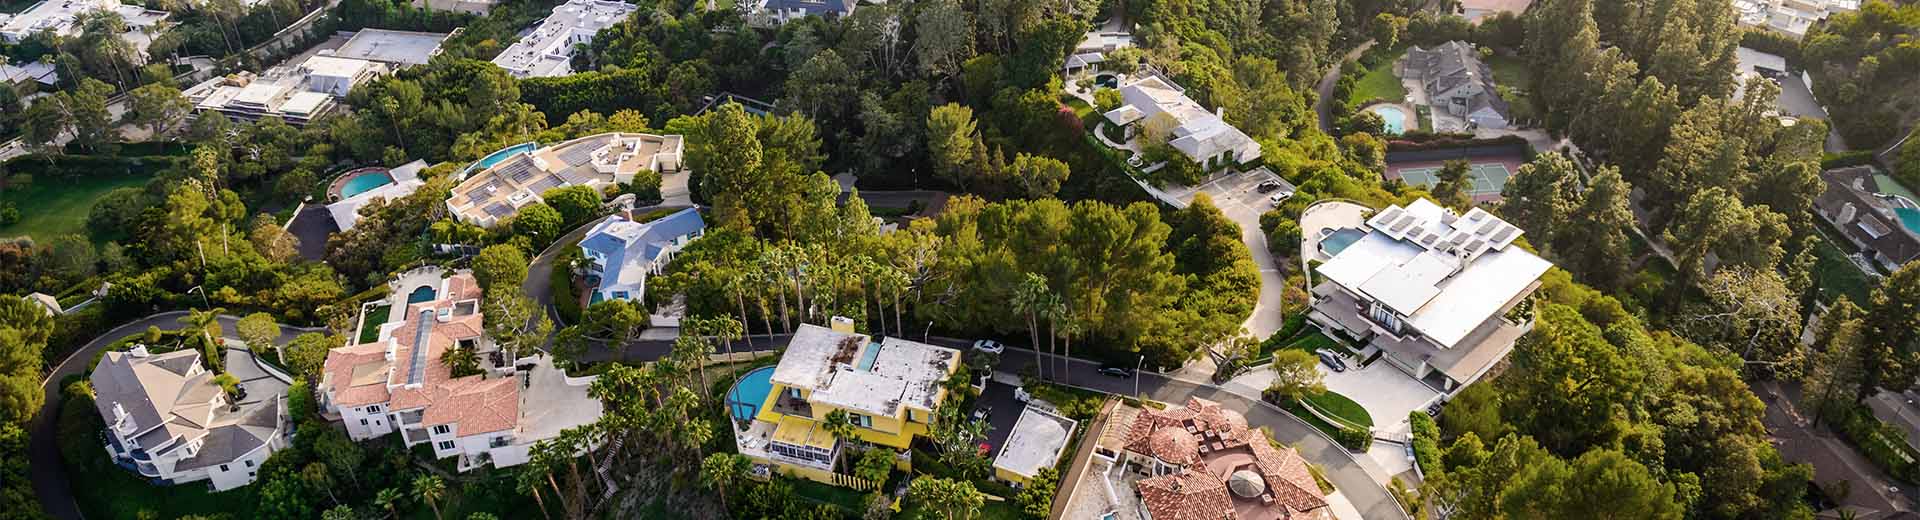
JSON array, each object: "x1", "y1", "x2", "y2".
[{"x1": 578, "y1": 208, "x2": 706, "y2": 304}]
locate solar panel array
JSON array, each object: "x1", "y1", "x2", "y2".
[
  {"x1": 557, "y1": 141, "x2": 599, "y2": 166},
  {"x1": 526, "y1": 174, "x2": 566, "y2": 193},
  {"x1": 483, "y1": 202, "x2": 515, "y2": 218},
  {"x1": 1367, "y1": 204, "x2": 1524, "y2": 262},
  {"x1": 464, "y1": 181, "x2": 497, "y2": 202}
]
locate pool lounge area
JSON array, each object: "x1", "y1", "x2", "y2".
[
  {"x1": 461, "y1": 141, "x2": 539, "y2": 178},
  {"x1": 727, "y1": 366, "x2": 776, "y2": 422},
  {"x1": 328, "y1": 167, "x2": 396, "y2": 201}
]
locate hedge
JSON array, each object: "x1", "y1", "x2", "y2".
[
  {"x1": 1832, "y1": 403, "x2": 1920, "y2": 483},
  {"x1": 1409, "y1": 412, "x2": 1442, "y2": 475}
]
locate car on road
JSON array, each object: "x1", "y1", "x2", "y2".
[
  {"x1": 1255, "y1": 180, "x2": 1284, "y2": 193},
  {"x1": 1317, "y1": 351, "x2": 1347, "y2": 372},
  {"x1": 1099, "y1": 366, "x2": 1134, "y2": 378},
  {"x1": 972, "y1": 339, "x2": 1006, "y2": 355}
]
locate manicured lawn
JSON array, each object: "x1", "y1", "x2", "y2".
[
  {"x1": 1812, "y1": 223, "x2": 1875, "y2": 305},
  {"x1": 358, "y1": 303, "x2": 391, "y2": 344},
  {"x1": 1059, "y1": 95, "x2": 1094, "y2": 119},
  {"x1": 790, "y1": 475, "x2": 871, "y2": 512},
  {"x1": 1485, "y1": 55, "x2": 1538, "y2": 122},
  {"x1": 1347, "y1": 65, "x2": 1407, "y2": 106},
  {"x1": 0, "y1": 173, "x2": 150, "y2": 241},
  {"x1": 1304, "y1": 390, "x2": 1374, "y2": 429}
]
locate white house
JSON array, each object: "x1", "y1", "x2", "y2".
[
  {"x1": 747, "y1": 0, "x2": 857, "y2": 26},
  {"x1": 1307, "y1": 199, "x2": 1552, "y2": 392},
  {"x1": 447, "y1": 132, "x2": 685, "y2": 227},
  {"x1": 577, "y1": 208, "x2": 706, "y2": 304},
  {"x1": 90, "y1": 347, "x2": 288, "y2": 491},
  {"x1": 318, "y1": 271, "x2": 604, "y2": 471},
  {"x1": 1102, "y1": 75, "x2": 1262, "y2": 171},
  {"x1": 490, "y1": 0, "x2": 637, "y2": 78}
]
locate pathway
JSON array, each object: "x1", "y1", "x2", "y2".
[
  {"x1": 1315, "y1": 41, "x2": 1377, "y2": 133},
  {"x1": 29, "y1": 311, "x2": 324, "y2": 520}
]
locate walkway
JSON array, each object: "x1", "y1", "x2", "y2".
[{"x1": 29, "y1": 311, "x2": 324, "y2": 520}]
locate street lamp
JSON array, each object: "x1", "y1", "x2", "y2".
[
  {"x1": 1135, "y1": 354, "x2": 1145, "y2": 399},
  {"x1": 186, "y1": 285, "x2": 209, "y2": 309},
  {"x1": 924, "y1": 321, "x2": 934, "y2": 342}
]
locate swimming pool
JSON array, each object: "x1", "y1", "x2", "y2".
[
  {"x1": 727, "y1": 366, "x2": 776, "y2": 422},
  {"x1": 1320, "y1": 228, "x2": 1366, "y2": 256},
  {"x1": 1898, "y1": 207, "x2": 1920, "y2": 236},
  {"x1": 337, "y1": 170, "x2": 395, "y2": 199},
  {"x1": 1368, "y1": 105, "x2": 1408, "y2": 135},
  {"x1": 406, "y1": 285, "x2": 438, "y2": 304},
  {"x1": 464, "y1": 142, "x2": 538, "y2": 177}
]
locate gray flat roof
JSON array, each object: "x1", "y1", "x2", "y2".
[{"x1": 334, "y1": 29, "x2": 449, "y2": 66}]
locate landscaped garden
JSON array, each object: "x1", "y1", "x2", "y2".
[
  {"x1": 1347, "y1": 62, "x2": 1407, "y2": 106},
  {"x1": 1303, "y1": 388, "x2": 1373, "y2": 429}
]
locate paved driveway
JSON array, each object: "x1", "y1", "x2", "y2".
[
  {"x1": 977, "y1": 381, "x2": 1027, "y2": 459},
  {"x1": 1166, "y1": 168, "x2": 1292, "y2": 339},
  {"x1": 30, "y1": 312, "x2": 322, "y2": 520}
]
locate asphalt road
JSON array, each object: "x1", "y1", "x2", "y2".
[
  {"x1": 992, "y1": 347, "x2": 1412, "y2": 520},
  {"x1": 1316, "y1": 41, "x2": 1377, "y2": 133},
  {"x1": 29, "y1": 311, "x2": 323, "y2": 520}
]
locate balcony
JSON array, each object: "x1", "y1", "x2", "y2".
[
  {"x1": 769, "y1": 395, "x2": 813, "y2": 418},
  {"x1": 403, "y1": 428, "x2": 430, "y2": 444},
  {"x1": 396, "y1": 409, "x2": 424, "y2": 425}
]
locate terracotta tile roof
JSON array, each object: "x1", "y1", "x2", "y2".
[
  {"x1": 1245, "y1": 433, "x2": 1328, "y2": 513},
  {"x1": 1139, "y1": 470, "x2": 1236, "y2": 520},
  {"x1": 399, "y1": 374, "x2": 520, "y2": 434},
  {"x1": 321, "y1": 342, "x2": 392, "y2": 407}
]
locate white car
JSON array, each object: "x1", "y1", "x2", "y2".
[
  {"x1": 1270, "y1": 191, "x2": 1295, "y2": 205},
  {"x1": 972, "y1": 339, "x2": 1006, "y2": 355}
]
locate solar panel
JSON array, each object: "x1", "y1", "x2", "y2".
[
  {"x1": 558, "y1": 143, "x2": 598, "y2": 166},
  {"x1": 465, "y1": 182, "x2": 496, "y2": 202},
  {"x1": 484, "y1": 202, "x2": 515, "y2": 218},
  {"x1": 527, "y1": 174, "x2": 566, "y2": 193}
]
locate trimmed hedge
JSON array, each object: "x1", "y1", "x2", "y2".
[
  {"x1": 1409, "y1": 412, "x2": 1442, "y2": 475},
  {"x1": 1832, "y1": 403, "x2": 1920, "y2": 483}
]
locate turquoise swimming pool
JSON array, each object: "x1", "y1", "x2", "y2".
[
  {"x1": 727, "y1": 366, "x2": 776, "y2": 422},
  {"x1": 1898, "y1": 207, "x2": 1920, "y2": 235},
  {"x1": 1320, "y1": 228, "x2": 1365, "y2": 256},
  {"x1": 464, "y1": 142, "x2": 538, "y2": 176},
  {"x1": 406, "y1": 285, "x2": 437, "y2": 304},
  {"x1": 338, "y1": 170, "x2": 394, "y2": 199},
  {"x1": 1368, "y1": 105, "x2": 1408, "y2": 135}
]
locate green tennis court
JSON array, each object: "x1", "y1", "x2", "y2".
[{"x1": 1396, "y1": 163, "x2": 1512, "y2": 194}]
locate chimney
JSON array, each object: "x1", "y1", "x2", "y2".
[
  {"x1": 830, "y1": 316, "x2": 856, "y2": 334},
  {"x1": 1215, "y1": 106, "x2": 1225, "y2": 119}
]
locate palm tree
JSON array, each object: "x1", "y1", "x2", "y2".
[
  {"x1": 1012, "y1": 274, "x2": 1052, "y2": 380},
  {"x1": 412, "y1": 475, "x2": 447, "y2": 520},
  {"x1": 374, "y1": 487, "x2": 403, "y2": 519},
  {"x1": 700, "y1": 453, "x2": 747, "y2": 517},
  {"x1": 441, "y1": 346, "x2": 480, "y2": 377},
  {"x1": 1058, "y1": 309, "x2": 1081, "y2": 387},
  {"x1": 186, "y1": 307, "x2": 227, "y2": 348},
  {"x1": 516, "y1": 465, "x2": 554, "y2": 520}
]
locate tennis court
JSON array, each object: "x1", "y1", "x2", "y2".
[{"x1": 1395, "y1": 163, "x2": 1512, "y2": 195}]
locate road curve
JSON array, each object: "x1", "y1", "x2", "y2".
[{"x1": 29, "y1": 311, "x2": 323, "y2": 520}]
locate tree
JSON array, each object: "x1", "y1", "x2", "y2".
[
  {"x1": 1012, "y1": 273, "x2": 1055, "y2": 381},
  {"x1": 375, "y1": 487, "x2": 404, "y2": 518},
  {"x1": 927, "y1": 103, "x2": 979, "y2": 189},
  {"x1": 1432, "y1": 160, "x2": 1474, "y2": 209},
  {"x1": 1499, "y1": 153, "x2": 1582, "y2": 252},
  {"x1": 512, "y1": 203, "x2": 564, "y2": 249},
  {"x1": 413, "y1": 475, "x2": 446, "y2": 520},
  {"x1": 187, "y1": 307, "x2": 227, "y2": 370},
  {"x1": 127, "y1": 82, "x2": 191, "y2": 137},
  {"x1": 1499, "y1": 448, "x2": 1683, "y2": 519},
  {"x1": 823, "y1": 409, "x2": 859, "y2": 442},
  {"x1": 236, "y1": 312, "x2": 281, "y2": 361},
  {"x1": 247, "y1": 215, "x2": 300, "y2": 263},
  {"x1": 1266, "y1": 350, "x2": 1326, "y2": 402},
  {"x1": 1683, "y1": 266, "x2": 1803, "y2": 368},
  {"x1": 906, "y1": 476, "x2": 985, "y2": 520},
  {"x1": 40, "y1": 234, "x2": 97, "y2": 285},
  {"x1": 1803, "y1": 298, "x2": 1867, "y2": 426},
  {"x1": 854, "y1": 445, "x2": 894, "y2": 483},
  {"x1": 484, "y1": 286, "x2": 553, "y2": 360},
  {"x1": 1664, "y1": 188, "x2": 1789, "y2": 281},
  {"x1": 1015, "y1": 466, "x2": 1060, "y2": 519},
  {"x1": 701, "y1": 452, "x2": 747, "y2": 517},
  {"x1": 540, "y1": 185, "x2": 603, "y2": 229},
  {"x1": 1008, "y1": 153, "x2": 1069, "y2": 199},
  {"x1": 282, "y1": 332, "x2": 337, "y2": 378},
  {"x1": 1093, "y1": 89, "x2": 1122, "y2": 113},
  {"x1": 1560, "y1": 167, "x2": 1636, "y2": 289},
  {"x1": 472, "y1": 244, "x2": 530, "y2": 293},
  {"x1": 914, "y1": 0, "x2": 973, "y2": 80}
]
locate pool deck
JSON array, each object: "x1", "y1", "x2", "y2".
[
  {"x1": 727, "y1": 366, "x2": 775, "y2": 422},
  {"x1": 1300, "y1": 201, "x2": 1372, "y2": 264}
]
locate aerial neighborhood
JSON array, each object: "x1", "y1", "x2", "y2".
[{"x1": 3, "y1": 0, "x2": 1920, "y2": 519}]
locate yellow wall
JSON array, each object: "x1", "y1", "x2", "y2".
[{"x1": 996, "y1": 466, "x2": 1033, "y2": 487}]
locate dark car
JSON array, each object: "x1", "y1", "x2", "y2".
[
  {"x1": 1317, "y1": 352, "x2": 1347, "y2": 372},
  {"x1": 1255, "y1": 180, "x2": 1284, "y2": 193},
  {"x1": 1098, "y1": 367, "x2": 1134, "y2": 378}
]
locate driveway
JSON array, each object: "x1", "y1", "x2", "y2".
[
  {"x1": 1226, "y1": 353, "x2": 1439, "y2": 438},
  {"x1": 994, "y1": 347, "x2": 1413, "y2": 520},
  {"x1": 976, "y1": 381, "x2": 1028, "y2": 460},
  {"x1": 1759, "y1": 380, "x2": 1916, "y2": 516},
  {"x1": 30, "y1": 311, "x2": 323, "y2": 520},
  {"x1": 1316, "y1": 41, "x2": 1376, "y2": 133},
  {"x1": 1163, "y1": 168, "x2": 1292, "y2": 340}
]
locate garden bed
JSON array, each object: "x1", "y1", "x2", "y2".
[{"x1": 1303, "y1": 390, "x2": 1373, "y2": 429}]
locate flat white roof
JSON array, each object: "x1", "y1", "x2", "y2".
[
  {"x1": 771, "y1": 324, "x2": 958, "y2": 416},
  {"x1": 490, "y1": 0, "x2": 636, "y2": 78},
  {"x1": 334, "y1": 29, "x2": 449, "y2": 66},
  {"x1": 993, "y1": 405, "x2": 1077, "y2": 479},
  {"x1": 303, "y1": 55, "x2": 377, "y2": 78},
  {"x1": 1318, "y1": 199, "x2": 1552, "y2": 348}
]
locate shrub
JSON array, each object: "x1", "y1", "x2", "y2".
[
  {"x1": 1409, "y1": 412, "x2": 1442, "y2": 475},
  {"x1": 1333, "y1": 425, "x2": 1373, "y2": 451}
]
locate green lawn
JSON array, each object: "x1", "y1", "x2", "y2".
[
  {"x1": 0, "y1": 173, "x2": 150, "y2": 241},
  {"x1": 1812, "y1": 223, "x2": 1876, "y2": 305},
  {"x1": 358, "y1": 303, "x2": 391, "y2": 344},
  {"x1": 1484, "y1": 55, "x2": 1538, "y2": 122},
  {"x1": 1304, "y1": 390, "x2": 1374, "y2": 429},
  {"x1": 1347, "y1": 65, "x2": 1407, "y2": 106}
]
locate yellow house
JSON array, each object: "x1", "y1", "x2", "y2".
[{"x1": 730, "y1": 320, "x2": 961, "y2": 486}]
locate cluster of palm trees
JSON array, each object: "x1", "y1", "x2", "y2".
[
  {"x1": 665, "y1": 237, "x2": 937, "y2": 346},
  {"x1": 1011, "y1": 273, "x2": 1083, "y2": 386}
]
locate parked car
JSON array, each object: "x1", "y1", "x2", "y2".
[
  {"x1": 972, "y1": 405, "x2": 992, "y2": 422},
  {"x1": 1099, "y1": 366, "x2": 1134, "y2": 378},
  {"x1": 1317, "y1": 352, "x2": 1347, "y2": 372},
  {"x1": 1269, "y1": 192, "x2": 1294, "y2": 205},
  {"x1": 972, "y1": 339, "x2": 1006, "y2": 355},
  {"x1": 1255, "y1": 180, "x2": 1284, "y2": 193}
]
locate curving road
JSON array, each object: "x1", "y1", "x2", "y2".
[{"x1": 29, "y1": 311, "x2": 324, "y2": 520}]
